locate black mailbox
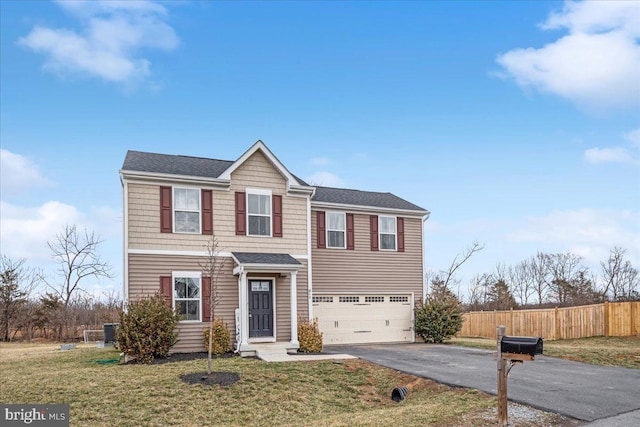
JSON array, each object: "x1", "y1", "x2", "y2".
[{"x1": 501, "y1": 336, "x2": 543, "y2": 356}]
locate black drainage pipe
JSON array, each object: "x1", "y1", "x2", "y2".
[{"x1": 391, "y1": 386, "x2": 408, "y2": 402}]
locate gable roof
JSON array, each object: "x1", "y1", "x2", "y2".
[
  {"x1": 122, "y1": 141, "x2": 311, "y2": 189},
  {"x1": 121, "y1": 143, "x2": 427, "y2": 214},
  {"x1": 312, "y1": 186, "x2": 427, "y2": 213},
  {"x1": 217, "y1": 140, "x2": 303, "y2": 187},
  {"x1": 122, "y1": 150, "x2": 232, "y2": 179}
]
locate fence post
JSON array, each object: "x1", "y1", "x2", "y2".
[
  {"x1": 510, "y1": 307, "x2": 514, "y2": 335},
  {"x1": 631, "y1": 302, "x2": 637, "y2": 336},
  {"x1": 604, "y1": 301, "x2": 610, "y2": 337},
  {"x1": 554, "y1": 307, "x2": 560, "y2": 340},
  {"x1": 497, "y1": 325, "x2": 507, "y2": 427}
]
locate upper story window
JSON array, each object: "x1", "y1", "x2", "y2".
[
  {"x1": 173, "y1": 272, "x2": 201, "y2": 322},
  {"x1": 174, "y1": 187, "x2": 201, "y2": 233},
  {"x1": 326, "y1": 212, "x2": 346, "y2": 248},
  {"x1": 379, "y1": 216, "x2": 397, "y2": 251},
  {"x1": 247, "y1": 189, "x2": 271, "y2": 236}
]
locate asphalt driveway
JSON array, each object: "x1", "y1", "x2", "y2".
[{"x1": 325, "y1": 343, "x2": 640, "y2": 424}]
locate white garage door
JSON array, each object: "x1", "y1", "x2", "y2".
[{"x1": 312, "y1": 294, "x2": 413, "y2": 345}]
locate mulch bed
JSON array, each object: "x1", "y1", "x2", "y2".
[{"x1": 180, "y1": 371, "x2": 241, "y2": 387}]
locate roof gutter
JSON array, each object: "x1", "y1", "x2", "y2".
[
  {"x1": 119, "y1": 169, "x2": 231, "y2": 188},
  {"x1": 311, "y1": 200, "x2": 429, "y2": 218}
]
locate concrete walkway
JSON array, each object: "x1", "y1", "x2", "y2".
[
  {"x1": 325, "y1": 343, "x2": 640, "y2": 424},
  {"x1": 257, "y1": 352, "x2": 356, "y2": 362},
  {"x1": 253, "y1": 344, "x2": 356, "y2": 362}
]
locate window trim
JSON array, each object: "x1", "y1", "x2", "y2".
[
  {"x1": 172, "y1": 271, "x2": 202, "y2": 323},
  {"x1": 246, "y1": 188, "x2": 272, "y2": 237},
  {"x1": 379, "y1": 215, "x2": 398, "y2": 251},
  {"x1": 326, "y1": 211, "x2": 346, "y2": 249},
  {"x1": 172, "y1": 186, "x2": 201, "y2": 234}
]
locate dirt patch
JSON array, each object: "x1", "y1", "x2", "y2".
[{"x1": 180, "y1": 371, "x2": 240, "y2": 387}]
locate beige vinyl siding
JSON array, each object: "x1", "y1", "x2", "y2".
[
  {"x1": 128, "y1": 254, "x2": 308, "y2": 352},
  {"x1": 311, "y1": 211, "x2": 424, "y2": 301},
  {"x1": 127, "y1": 151, "x2": 308, "y2": 254},
  {"x1": 128, "y1": 254, "x2": 238, "y2": 353}
]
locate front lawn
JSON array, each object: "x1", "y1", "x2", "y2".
[
  {"x1": 0, "y1": 343, "x2": 573, "y2": 426},
  {"x1": 450, "y1": 336, "x2": 640, "y2": 369}
]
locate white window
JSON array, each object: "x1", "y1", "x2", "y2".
[
  {"x1": 174, "y1": 187, "x2": 200, "y2": 233},
  {"x1": 326, "y1": 212, "x2": 346, "y2": 248},
  {"x1": 173, "y1": 272, "x2": 201, "y2": 322},
  {"x1": 379, "y1": 216, "x2": 397, "y2": 251},
  {"x1": 247, "y1": 189, "x2": 271, "y2": 236}
]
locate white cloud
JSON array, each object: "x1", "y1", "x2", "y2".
[
  {"x1": 0, "y1": 200, "x2": 120, "y2": 263},
  {"x1": 306, "y1": 171, "x2": 345, "y2": 187},
  {"x1": 583, "y1": 128, "x2": 640, "y2": 165},
  {"x1": 0, "y1": 200, "x2": 121, "y2": 298},
  {"x1": 584, "y1": 147, "x2": 635, "y2": 165},
  {"x1": 18, "y1": 0, "x2": 179, "y2": 85},
  {"x1": 496, "y1": 1, "x2": 640, "y2": 111},
  {"x1": 624, "y1": 128, "x2": 640, "y2": 147},
  {"x1": 310, "y1": 157, "x2": 331, "y2": 166},
  {"x1": 0, "y1": 149, "x2": 51, "y2": 196},
  {"x1": 508, "y1": 208, "x2": 640, "y2": 266}
]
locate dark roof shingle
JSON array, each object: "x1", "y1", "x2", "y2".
[
  {"x1": 122, "y1": 150, "x2": 426, "y2": 212},
  {"x1": 122, "y1": 150, "x2": 233, "y2": 179},
  {"x1": 312, "y1": 186, "x2": 426, "y2": 212},
  {"x1": 232, "y1": 252, "x2": 302, "y2": 265}
]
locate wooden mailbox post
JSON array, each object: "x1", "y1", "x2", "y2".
[{"x1": 496, "y1": 325, "x2": 543, "y2": 427}]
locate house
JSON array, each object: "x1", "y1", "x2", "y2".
[{"x1": 120, "y1": 141, "x2": 429, "y2": 356}]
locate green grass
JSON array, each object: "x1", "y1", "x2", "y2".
[
  {"x1": 449, "y1": 336, "x2": 640, "y2": 369},
  {"x1": 0, "y1": 343, "x2": 505, "y2": 427}
]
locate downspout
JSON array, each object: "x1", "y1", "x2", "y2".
[
  {"x1": 120, "y1": 173, "x2": 129, "y2": 310},
  {"x1": 422, "y1": 212, "x2": 431, "y2": 302},
  {"x1": 233, "y1": 266, "x2": 244, "y2": 354},
  {"x1": 307, "y1": 187, "x2": 315, "y2": 320}
]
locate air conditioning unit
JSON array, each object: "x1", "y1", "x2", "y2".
[{"x1": 103, "y1": 323, "x2": 120, "y2": 344}]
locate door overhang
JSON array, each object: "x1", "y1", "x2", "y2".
[
  {"x1": 232, "y1": 252, "x2": 302, "y2": 355},
  {"x1": 231, "y1": 252, "x2": 302, "y2": 276}
]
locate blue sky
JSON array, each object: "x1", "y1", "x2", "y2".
[{"x1": 1, "y1": 0, "x2": 639, "y2": 300}]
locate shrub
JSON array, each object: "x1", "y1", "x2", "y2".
[
  {"x1": 116, "y1": 294, "x2": 179, "y2": 363},
  {"x1": 414, "y1": 296, "x2": 463, "y2": 344},
  {"x1": 203, "y1": 317, "x2": 231, "y2": 355},
  {"x1": 298, "y1": 316, "x2": 323, "y2": 353}
]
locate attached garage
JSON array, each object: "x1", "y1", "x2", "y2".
[{"x1": 312, "y1": 294, "x2": 414, "y2": 345}]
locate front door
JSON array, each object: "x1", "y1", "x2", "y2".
[{"x1": 248, "y1": 280, "x2": 274, "y2": 338}]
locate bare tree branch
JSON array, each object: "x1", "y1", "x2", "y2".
[{"x1": 442, "y1": 241, "x2": 484, "y2": 289}]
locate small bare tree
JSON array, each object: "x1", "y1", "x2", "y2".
[
  {"x1": 600, "y1": 247, "x2": 639, "y2": 301},
  {"x1": 546, "y1": 252, "x2": 585, "y2": 304},
  {"x1": 619, "y1": 265, "x2": 639, "y2": 301},
  {"x1": 199, "y1": 235, "x2": 227, "y2": 375},
  {"x1": 511, "y1": 260, "x2": 535, "y2": 307},
  {"x1": 530, "y1": 252, "x2": 550, "y2": 305},
  {"x1": 46, "y1": 224, "x2": 113, "y2": 339}
]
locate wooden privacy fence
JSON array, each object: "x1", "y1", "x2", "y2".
[{"x1": 460, "y1": 301, "x2": 639, "y2": 340}]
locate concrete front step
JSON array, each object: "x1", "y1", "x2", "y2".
[{"x1": 253, "y1": 344, "x2": 356, "y2": 363}]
